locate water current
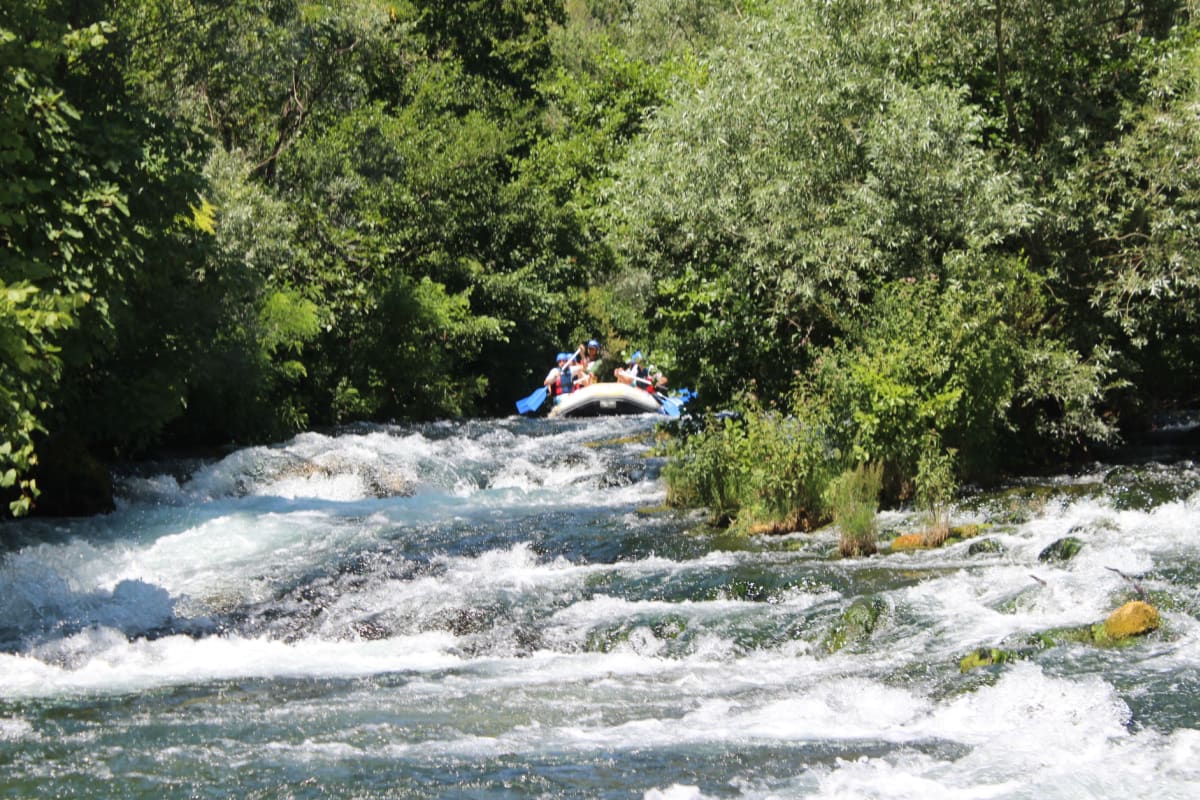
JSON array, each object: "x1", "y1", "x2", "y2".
[{"x1": 2, "y1": 416, "x2": 1200, "y2": 798}]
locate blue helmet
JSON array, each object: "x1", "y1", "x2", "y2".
[
  {"x1": 587, "y1": 339, "x2": 599, "y2": 349},
  {"x1": 557, "y1": 352, "x2": 570, "y2": 362},
  {"x1": 631, "y1": 350, "x2": 643, "y2": 362}
]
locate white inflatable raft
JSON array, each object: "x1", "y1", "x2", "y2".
[{"x1": 547, "y1": 382, "x2": 663, "y2": 418}]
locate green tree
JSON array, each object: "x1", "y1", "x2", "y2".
[
  {"x1": 159, "y1": 148, "x2": 321, "y2": 444},
  {"x1": 1080, "y1": 27, "x2": 1200, "y2": 407},
  {"x1": 412, "y1": 0, "x2": 564, "y2": 99},
  {"x1": 492, "y1": 19, "x2": 675, "y2": 402},
  {"x1": 276, "y1": 95, "x2": 514, "y2": 420},
  {"x1": 116, "y1": 0, "x2": 587, "y2": 422},
  {"x1": 0, "y1": 285, "x2": 75, "y2": 515},
  {"x1": 2, "y1": 2, "x2": 211, "y2": 510},
  {"x1": 606, "y1": 6, "x2": 885, "y2": 399}
]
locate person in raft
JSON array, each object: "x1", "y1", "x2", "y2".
[
  {"x1": 544, "y1": 351, "x2": 582, "y2": 404},
  {"x1": 616, "y1": 351, "x2": 666, "y2": 392},
  {"x1": 578, "y1": 338, "x2": 603, "y2": 386}
]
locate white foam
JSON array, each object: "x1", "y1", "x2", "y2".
[
  {"x1": 487, "y1": 457, "x2": 545, "y2": 490},
  {"x1": 157, "y1": 421, "x2": 661, "y2": 505},
  {"x1": 0, "y1": 716, "x2": 35, "y2": 741},
  {"x1": 99, "y1": 509, "x2": 360, "y2": 605},
  {"x1": 0, "y1": 551, "x2": 179, "y2": 643},
  {"x1": 254, "y1": 471, "x2": 368, "y2": 501},
  {"x1": 920, "y1": 662, "x2": 1130, "y2": 745},
  {"x1": 0, "y1": 630, "x2": 462, "y2": 699},
  {"x1": 801, "y1": 663, "x2": 1200, "y2": 800}
]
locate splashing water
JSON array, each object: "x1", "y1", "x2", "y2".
[{"x1": 2, "y1": 418, "x2": 1200, "y2": 798}]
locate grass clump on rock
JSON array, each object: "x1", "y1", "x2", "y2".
[{"x1": 826, "y1": 462, "x2": 884, "y2": 557}]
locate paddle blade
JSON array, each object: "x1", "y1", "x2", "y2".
[
  {"x1": 656, "y1": 393, "x2": 682, "y2": 418},
  {"x1": 516, "y1": 386, "x2": 548, "y2": 414}
]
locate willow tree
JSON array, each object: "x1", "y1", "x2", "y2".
[
  {"x1": 605, "y1": 3, "x2": 1044, "y2": 400},
  {"x1": 606, "y1": 0, "x2": 1147, "y2": 495},
  {"x1": 915, "y1": 0, "x2": 1196, "y2": 416},
  {"x1": 1077, "y1": 26, "x2": 1200, "y2": 412}
]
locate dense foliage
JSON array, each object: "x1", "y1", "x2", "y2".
[{"x1": 1, "y1": 0, "x2": 1197, "y2": 518}]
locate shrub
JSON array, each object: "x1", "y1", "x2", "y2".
[
  {"x1": 915, "y1": 435, "x2": 957, "y2": 547},
  {"x1": 663, "y1": 412, "x2": 751, "y2": 524},
  {"x1": 735, "y1": 406, "x2": 837, "y2": 532},
  {"x1": 664, "y1": 399, "x2": 837, "y2": 532}
]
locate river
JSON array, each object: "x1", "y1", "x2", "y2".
[{"x1": 1, "y1": 416, "x2": 1199, "y2": 798}]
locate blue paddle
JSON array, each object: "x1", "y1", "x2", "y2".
[
  {"x1": 515, "y1": 386, "x2": 549, "y2": 414},
  {"x1": 657, "y1": 393, "x2": 682, "y2": 418},
  {"x1": 628, "y1": 374, "x2": 689, "y2": 417}
]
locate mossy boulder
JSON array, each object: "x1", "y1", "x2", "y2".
[
  {"x1": 960, "y1": 600, "x2": 1163, "y2": 672},
  {"x1": 968, "y1": 538, "x2": 1005, "y2": 556},
  {"x1": 824, "y1": 596, "x2": 888, "y2": 654},
  {"x1": 1025, "y1": 626, "x2": 1096, "y2": 648},
  {"x1": 949, "y1": 524, "x2": 986, "y2": 540},
  {"x1": 1038, "y1": 536, "x2": 1084, "y2": 563},
  {"x1": 1030, "y1": 602, "x2": 1161, "y2": 649},
  {"x1": 959, "y1": 647, "x2": 1025, "y2": 673}
]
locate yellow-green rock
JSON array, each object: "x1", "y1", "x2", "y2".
[
  {"x1": 1038, "y1": 536, "x2": 1084, "y2": 562},
  {"x1": 889, "y1": 534, "x2": 925, "y2": 551},
  {"x1": 1102, "y1": 600, "x2": 1160, "y2": 641},
  {"x1": 959, "y1": 647, "x2": 1023, "y2": 673}
]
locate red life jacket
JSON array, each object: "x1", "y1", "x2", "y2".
[{"x1": 555, "y1": 365, "x2": 575, "y2": 396}]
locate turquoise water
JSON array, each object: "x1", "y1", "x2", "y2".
[{"x1": 2, "y1": 418, "x2": 1199, "y2": 798}]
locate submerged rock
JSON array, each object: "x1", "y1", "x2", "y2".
[
  {"x1": 968, "y1": 538, "x2": 1005, "y2": 555},
  {"x1": 1104, "y1": 464, "x2": 1200, "y2": 511},
  {"x1": 959, "y1": 599, "x2": 1163, "y2": 672},
  {"x1": 824, "y1": 596, "x2": 888, "y2": 654},
  {"x1": 964, "y1": 482, "x2": 1102, "y2": 525},
  {"x1": 1038, "y1": 537, "x2": 1084, "y2": 563}
]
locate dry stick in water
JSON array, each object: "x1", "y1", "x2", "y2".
[{"x1": 1105, "y1": 566, "x2": 1147, "y2": 600}]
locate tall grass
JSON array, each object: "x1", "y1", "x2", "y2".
[{"x1": 825, "y1": 461, "x2": 884, "y2": 557}]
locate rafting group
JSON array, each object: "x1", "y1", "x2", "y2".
[{"x1": 515, "y1": 339, "x2": 690, "y2": 418}]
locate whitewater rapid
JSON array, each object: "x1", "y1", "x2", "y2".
[{"x1": 2, "y1": 418, "x2": 1199, "y2": 798}]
